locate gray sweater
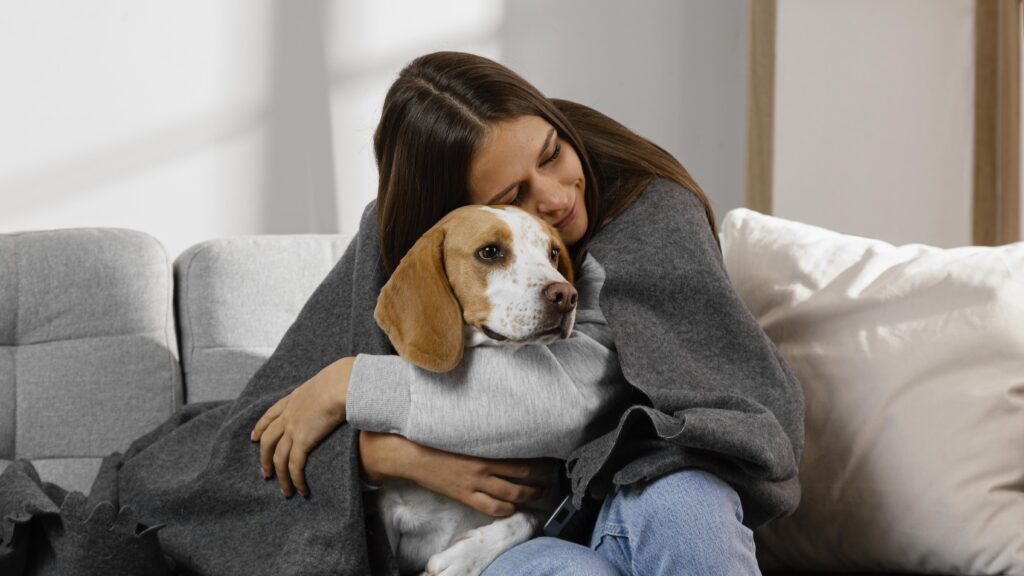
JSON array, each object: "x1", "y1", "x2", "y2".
[{"x1": 346, "y1": 253, "x2": 632, "y2": 460}]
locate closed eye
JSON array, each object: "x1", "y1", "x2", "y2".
[
  {"x1": 507, "y1": 143, "x2": 563, "y2": 207},
  {"x1": 542, "y1": 143, "x2": 562, "y2": 167}
]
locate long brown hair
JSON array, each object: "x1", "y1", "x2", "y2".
[{"x1": 373, "y1": 51, "x2": 719, "y2": 277}]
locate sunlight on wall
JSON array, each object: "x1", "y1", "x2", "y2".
[
  {"x1": 325, "y1": 0, "x2": 504, "y2": 236},
  {"x1": 0, "y1": 1, "x2": 274, "y2": 258},
  {"x1": 0, "y1": 1, "x2": 749, "y2": 257}
]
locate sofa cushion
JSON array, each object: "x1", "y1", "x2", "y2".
[
  {"x1": 0, "y1": 228, "x2": 182, "y2": 495},
  {"x1": 174, "y1": 234, "x2": 351, "y2": 403},
  {"x1": 720, "y1": 208, "x2": 1024, "y2": 574}
]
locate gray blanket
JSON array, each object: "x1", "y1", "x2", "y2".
[{"x1": 0, "y1": 177, "x2": 803, "y2": 575}]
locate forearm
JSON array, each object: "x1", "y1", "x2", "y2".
[{"x1": 347, "y1": 327, "x2": 630, "y2": 459}]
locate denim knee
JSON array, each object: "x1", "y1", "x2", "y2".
[
  {"x1": 482, "y1": 536, "x2": 622, "y2": 576},
  {"x1": 590, "y1": 468, "x2": 761, "y2": 575}
]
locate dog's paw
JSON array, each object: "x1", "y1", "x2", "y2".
[{"x1": 424, "y1": 528, "x2": 498, "y2": 576}]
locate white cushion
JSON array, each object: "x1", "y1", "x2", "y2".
[{"x1": 720, "y1": 208, "x2": 1024, "y2": 574}]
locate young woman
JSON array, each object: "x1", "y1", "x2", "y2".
[{"x1": 251, "y1": 51, "x2": 803, "y2": 575}]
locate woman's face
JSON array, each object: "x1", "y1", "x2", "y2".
[{"x1": 466, "y1": 115, "x2": 588, "y2": 247}]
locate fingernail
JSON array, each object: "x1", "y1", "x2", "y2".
[
  {"x1": 281, "y1": 487, "x2": 290, "y2": 499},
  {"x1": 261, "y1": 468, "x2": 268, "y2": 480},
  {"x1": 250, "y1": 429, "x2": 257, "y2": 442}
]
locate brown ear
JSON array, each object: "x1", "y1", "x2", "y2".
[{"x1": 374, "y1": 225, "x2": 464, "y2": 372}]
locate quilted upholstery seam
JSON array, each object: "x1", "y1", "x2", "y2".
[
  {"x1": 133, "y1": 229, "x2": 182, "y2": 416},
  {"x1": 181, "y1": 243, "x2": 213, "y2": 406},
  {"x1": 11, "y1": 234, "x2": 19, "y2": 459},
  {"x1": 147, "y1": 231, "x2": 180, "y2": 415}
]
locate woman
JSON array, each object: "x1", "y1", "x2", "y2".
[{"x1": 250, "y1": 51, "x2": 803, "y2": 575}]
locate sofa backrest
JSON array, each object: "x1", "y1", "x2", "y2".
[
  {"x1": 0, "y1": 228, "x2": 354, "y2": 495},
  {"x1": 173, "y1": 234, "x2": 352, "y2": 403},
  {"x1": 0, "y1": 228, "x2": 182, "y2": 494}
]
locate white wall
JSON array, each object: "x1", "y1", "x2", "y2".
[
  {"x1": 773, "y1": 0, "x2": 977, "y2": 248},
  {"x1": 0, "y1": 1, "x2": 275, "y2": 258},
  {"x1": 324, "y1": 1, "x2": 506, "y2": 237},
  {"x1": 499, "y1": 0, "x2": 749, "y2": 230},
  {"x1": 0, "y1": 0, "x2": 748, "y2": 258}
]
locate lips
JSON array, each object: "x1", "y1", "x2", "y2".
[
  {"x1": 554, "y1": 200, "x2": 577, "y2": 229},
  {"x1": 482, "y1": 325, "x2": 508, "y2": 341}
]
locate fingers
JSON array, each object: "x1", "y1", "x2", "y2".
[
  {"x1": 481, "y1": 475, "x2": 547, "y2": 505},
  {"x1": 457, "y1": 462, "x2": 549, "y2": 517},
  {"x1": 274, "y1": 434, "x2": 294, "y2": 497},
  {"x1": 255, "y1": 416, "x2": 311, "y2": 499},
  {"x1": 251, "y1": 395, "x2": 288, "y2": 442},
  {"x1": 253, "y1": 390, "x2": 329, "y2": 499},
  {"x1": 487, "y1": 457, "x2": 558, "y2": 482},
  {"x1": 290, "y1": 445, "x2": 310, "y2": 498},
  {"x1": 465, "y1": 490, "x2": 516, "y2": 518},
  {"x1": 259, "y1": 418, "x2": 284, "y2": 479}
]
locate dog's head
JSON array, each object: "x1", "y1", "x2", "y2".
[{"x1": 374, "y1": 205, "x2": 577, "y2": 372}]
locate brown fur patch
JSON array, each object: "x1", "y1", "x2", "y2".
[{"x1": 441, "y1": 208, "x2": 515, "y2": 329}]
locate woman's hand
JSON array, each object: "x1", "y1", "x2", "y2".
[
  {"x1": 251, "y1": 356, "x2": 355, "y2": 498},
  {"x1": 358, "y1": 430, "x2": 558, "y2": 517}
]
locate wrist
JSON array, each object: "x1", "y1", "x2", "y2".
[
  {"x1": 358, "y1": 430, "x2": 394, "y2": 485},
  {"x1": 331, "y1": 356, "x2": 355, "y2": 415}
]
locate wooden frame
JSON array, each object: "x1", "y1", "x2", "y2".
[
  {"x1": 745, "y1": 0, "x2": 777, "y2": 215},
  {"x1": 973, "y1": 0, "x2": 1021, "y2": 245},
  {"x1": 749, "y1": 0, "x2": 1022, "y2": 243}
]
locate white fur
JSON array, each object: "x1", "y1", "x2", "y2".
[
  {"x1": 377, "y1": 206, "x2": 573, "y2": 576},
  {"x1": 473, "y1": 207, "x2": 576, "y2": 346}
]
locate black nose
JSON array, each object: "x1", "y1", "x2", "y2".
[{"x1": 543, "y1": 282, "x2": 578, "y2": 313}]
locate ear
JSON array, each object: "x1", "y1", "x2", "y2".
[
  {"x1": 555, "y1": 238, "x2": 574, "y2": 284},
  {"x1": 374, "y1": 225, "x2": 465, "y2": 372}
]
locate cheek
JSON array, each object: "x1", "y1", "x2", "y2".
[
  {"x1": 560, "y1": 149, "x2": 584, "y2": 182},
  {"x1": 561, "y1": 143, "x2": 585, "y2": 177},
  {"x1": 451, "y1": 267, "x2": 493, "y2": 324},
  {"x1": 576, "y1": 190, "x2": 588, "y2": 227},
  {"x1": 485, "y1": 267, "x2": 549, "y2": 334}
]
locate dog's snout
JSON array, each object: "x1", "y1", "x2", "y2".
[{"x1": 543, "y1": 282, "x2": 578, "y2": 313}]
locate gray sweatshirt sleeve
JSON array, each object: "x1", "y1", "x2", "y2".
[{"x1": 346, "y1": 254, "x2": 631, "y2": 460}]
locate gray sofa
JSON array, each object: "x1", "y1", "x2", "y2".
[{"x1": 0, "y1": 228, "x2": 351, "y2": 495}]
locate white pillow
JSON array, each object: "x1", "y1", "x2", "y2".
[{"x1": 720, "y1": 208, "x2": 1024, "y2": 575}]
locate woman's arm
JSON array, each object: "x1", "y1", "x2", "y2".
[
  {"x1": 358, "y1": 430, "x2": 558, "y2": 517},
  {"x1": 347, "y1": 318, "x2": 630, "y2": 460},
  {"x1": 249, "y1": 360, "x2": 563, "y2": 513},
  {"x1": 251, "y1": 356, "x2": 354, "y2": 497}
]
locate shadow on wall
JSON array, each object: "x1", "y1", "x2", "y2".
[{"x1": 262, "y1": 0, "x2": 338, "y2": 234}]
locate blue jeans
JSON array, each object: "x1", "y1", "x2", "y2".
[{"x1": 481, "y1": 468, "x2": 761, "y2": 575}]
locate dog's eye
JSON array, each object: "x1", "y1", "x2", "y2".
[
  {"x1": 550, "y1": 248, "x2": 560, "y2": 263},
  {"x1": 477, "y1": 245, "x2": 503, "y2": 261}
]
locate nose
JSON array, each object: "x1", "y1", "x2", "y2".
[
  {"x1": 534, "y1": 177, "x2": 571, "y2": 215},
  {"x1": 543, "y1": 282, "x2": 578, "y2": 313}
]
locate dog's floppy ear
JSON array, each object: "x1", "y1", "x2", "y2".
[{"x1": 374, "y1": 224, "x2": 464, "y2": 372}]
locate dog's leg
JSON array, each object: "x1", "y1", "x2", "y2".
[{"x1": 422, "y1": 509, "x2": 545, "y2": 576}]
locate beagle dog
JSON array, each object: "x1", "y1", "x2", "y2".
[{"x1": 372, "y1": 204, "x2": 578, "y2": 576}]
